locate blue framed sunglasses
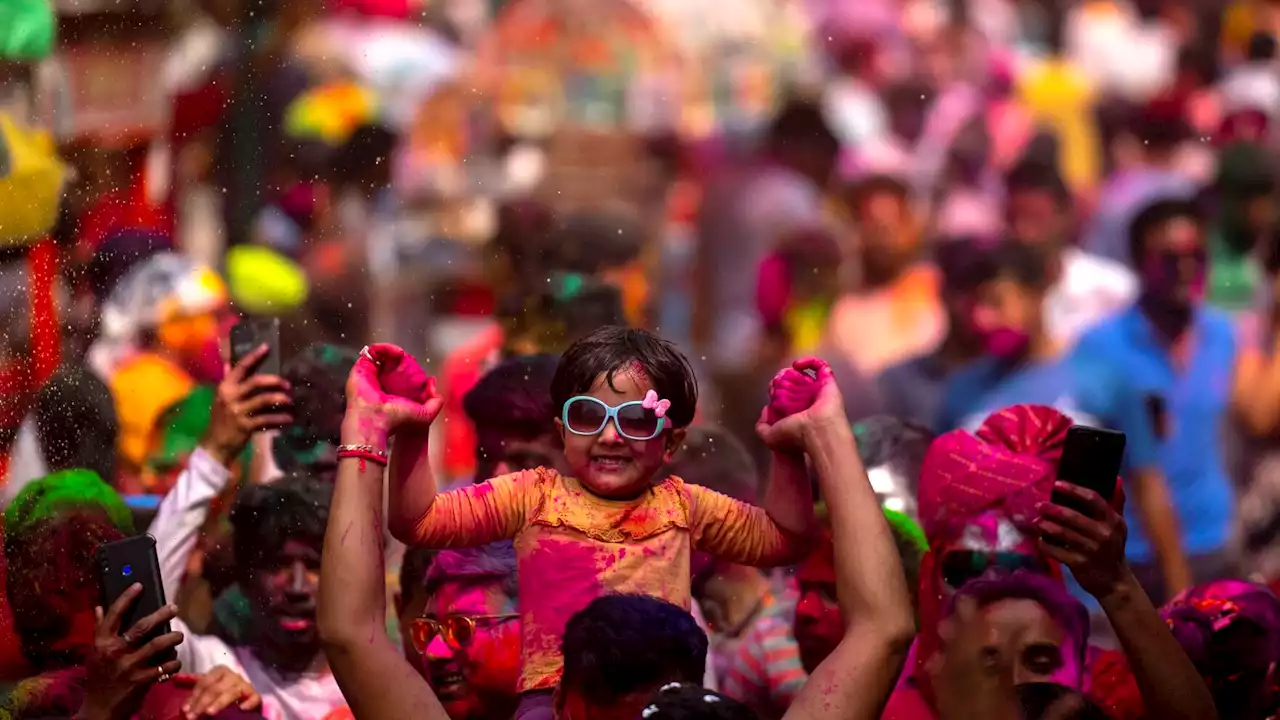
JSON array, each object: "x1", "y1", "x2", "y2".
[{"x1": 561, "y1": 396, "x2": 666, "y2": 440}]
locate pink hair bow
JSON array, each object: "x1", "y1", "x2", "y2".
[{"x1": 642, "y1": 390, "x2": 671, "y2": 419}]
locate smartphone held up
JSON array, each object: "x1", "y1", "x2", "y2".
[{"x1": 1051, "y1": 424, "x2": 1126, "y2": 511}]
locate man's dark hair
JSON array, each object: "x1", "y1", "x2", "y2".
[
  {"x1": 555, "y1": 212, "x2": 645, "y2": 273},
  {"x1": 1248, "y1": 32, "x2": 1278, "y2": 62},
  {"x1": 422, "y1": 541, "x2": 518, "y2": 601},
  {"x1": 1131, "y1": 100, "x2": 1189, "y2": 152},
  {"x1": 331, "y1": 124, "x2": 398, "y2": 188},
  {"x1": 87, "y1": 230, "x2": 174, "y2": 302},
  {"x1": 853, "y1": 415, "x2": 933, "y2": 493},
  {"x1": 497, "y1": 277, "x2": 628, "y2": 357},
  {"x1": 492, "y1": 199, "x2": 559, "y2": 279},
  {"x1": 640, "y1": 683, "x2": 757, "y2": 720},
  {"x1": 1128, "y1": 197, "x2": 1204, "y2": 265},
  {"x1": 766, "y1": 97, "x2": 839, "y2": 156},
  {"x1": 552, "y1": 327, "x2": 699, "y2": 428},
  {"x1": 274, "y1": 344, "x2": 359, "y2": 472},
  {"x1": 551, "y1": 277, "x2": 628, "y2": 344},
  {"x1": 1005, "y1": 160, "x2": 1070, "y2": 207},
  {"x1": 230, "y1": 472, "x2": 331, "y2": 573},
  {"x1": 560, "y1": 594, "x2": 707, "y2": 708},
  {"x1": 974, "y1": 240, "x2": 1052, "y2": 291},
  {"x1": 664, "y1": 425, "x2": 760, "y2": 504},
  {"x1": 34, "y1": 364, "x2": 118, "y2": 482},
  {"x1": 936, "y1": 238, "x2": 994, "y2": 295},
  {"x1": 464, "y1": 354, "x2": 559, "y2": 440}
]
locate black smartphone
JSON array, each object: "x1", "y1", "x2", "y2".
[
  {"x1": 1145, "y1": 394, "x2": 1168, "y2": 440},
  {"x1": 229, "y1": 317, "x2": 281, "y2": 378},
  {"x1": 1053, "y1": 425, "x2": 1126, "y2": 507},
  {"x1": 95, "y1": 535, "x2": 176, "y2": 664}
]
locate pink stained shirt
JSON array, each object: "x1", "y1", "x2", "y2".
[{"x1": 406, "y1": 468, "x2": 809, "y2": 692}]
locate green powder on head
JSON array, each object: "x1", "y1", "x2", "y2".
[{"x1": 5, "y1": 469, "x2": 133, "y2": 540}]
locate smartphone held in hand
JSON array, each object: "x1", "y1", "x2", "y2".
[
  {"x1": 95, "y1": 534, "x2": 177, "y2": 666},
  {"x1": 1052, "y1": 425, "x2": 1126, "y2": 510},
  {"x1": 230, "y1": 317, "x2": 281, "y2": 378}
]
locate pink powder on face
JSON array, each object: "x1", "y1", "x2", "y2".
[{"x1": 981, "y1": 327, "x2": 1030, "y2": 359}]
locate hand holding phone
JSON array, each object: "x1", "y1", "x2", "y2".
[
  {"x1": 95, "y1": 535, "x2": 179, "y2": 666},
  {"x1": 81, "y1": 582, "x2": 184, "y2": 720},
  {"x1": 204, "y1": 331, "x2": 293, "y2": 466}
]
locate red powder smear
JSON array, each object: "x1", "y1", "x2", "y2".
[{"x1": 623, "y1": 361, "x2": 651, "y2": 386}]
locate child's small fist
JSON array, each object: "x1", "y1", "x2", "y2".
[
  {"x1": 363, "y1": 344, "x2": 430, "y2": 402},
  {"x1": 766, "y1": 366, "x2": 821, "y2": 424}
]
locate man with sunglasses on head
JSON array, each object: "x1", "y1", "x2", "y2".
[{"x1": 398, "y1": 543, "x2": 521, "y2": 720}]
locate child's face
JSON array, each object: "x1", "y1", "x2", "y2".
[{"x1": 555, "y1": 367, "x2": 683, "y2": 499}]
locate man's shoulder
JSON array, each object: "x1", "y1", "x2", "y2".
[
  {"x1": 1062, "y1": 248, "x2": 1137, "y2": 290},
  {"x1": 1074, "y1": 307, "x2": 1134, "y2": 348}
]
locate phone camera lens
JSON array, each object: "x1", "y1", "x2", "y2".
[{"x1": 121, "y1": 565, "x2": 132, "y2": 577}]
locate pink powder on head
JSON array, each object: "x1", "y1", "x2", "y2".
[{"x1": 622, "y1": 361, "x2": 652, "y2": 388}]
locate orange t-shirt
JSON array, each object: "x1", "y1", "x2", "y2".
[
  {"x1": 408, "y1": 469, "x2": 809, "y2": 692},
  {"x1": 828, "y1": 264, "x2": 944, "y2": 376}
]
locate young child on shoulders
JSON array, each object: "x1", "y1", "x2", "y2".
[{"x1": 358, "y1": 327, "x2": 823, "y2": 717}]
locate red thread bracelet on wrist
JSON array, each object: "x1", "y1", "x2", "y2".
[{"x1": 337, "y1": 446, "x2": 389, "y2": 472}]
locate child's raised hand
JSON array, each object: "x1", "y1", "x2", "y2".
[
  {"x1": 765, "y1": 363, "x2": 821, "y2": 424},
  {"x1": 756, "y1": 358, "x2": 845, "y2": 450},
  {"x1": 343, "y1": 344, "x2": 443, "y2": 443}
]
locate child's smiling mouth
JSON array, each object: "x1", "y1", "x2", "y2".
[{"x1": 590, "y1": 454, "x2": 633, "y2": 473}]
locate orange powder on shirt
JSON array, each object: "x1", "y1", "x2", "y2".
[{"x1": 409, "y1": 468, "x2": 808, "y2": 691}]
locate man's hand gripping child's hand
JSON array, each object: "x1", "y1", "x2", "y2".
[
  {"x1": 756, "y1": 358, "x2": 845, "y2": 451},
  {"x1": 343, "y1": 344, "x2": 443, "y2": 445}
]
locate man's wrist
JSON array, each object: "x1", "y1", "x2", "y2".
[
  {"x1": 340, "y1": 414, "x2": 391, "y2": 449},
  {"x1": 198, "y1": 439, "x2": 242, "y2": 469},
  {"x1": 1094, "y1": 565, "x2": 1140, "y2": 608},
  {"x1": 803, "y1": 417, "x2": 853, "y2": 451}
]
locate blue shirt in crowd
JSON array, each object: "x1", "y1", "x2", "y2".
[{"x1": 1072, "y1": 305, "x2": 1237, "y2": 561}]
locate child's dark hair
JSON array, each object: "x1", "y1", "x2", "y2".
[
  {"x1": 551, "y1": 327, "x2": 698, "y2": 428},
  {"x1": 230, "y1": 472, "x2": 332, "y2": 573}
]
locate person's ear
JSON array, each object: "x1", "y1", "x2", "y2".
[
  {"x1": 665, "y1": 428, "x2": 687, "y2": 461},
  {"x1": 554, "y1": 418, "x2": 566, "y2": 444}
]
